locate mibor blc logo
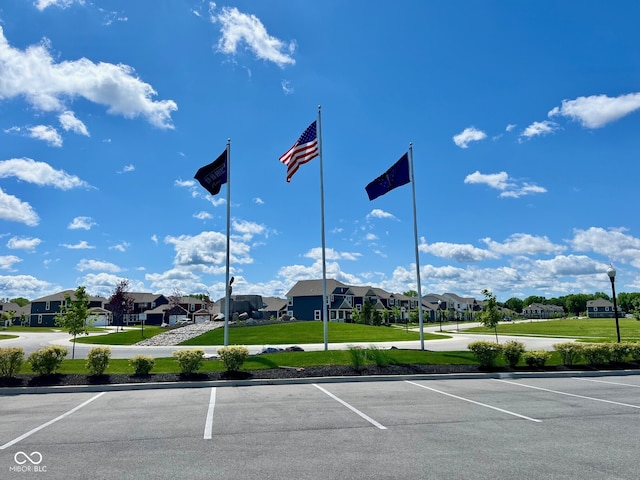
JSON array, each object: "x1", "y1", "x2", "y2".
[{"x1": 10, "y1": 451, "x2": 47, "y2": 473}]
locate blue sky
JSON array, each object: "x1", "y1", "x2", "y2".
[{"x1": 1, "y1": 0, "x2": 639, "y2": 302}]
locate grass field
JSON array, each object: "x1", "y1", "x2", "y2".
[
  {"x1": 180, "y1": 321, "x2": 438, "y2": 346},
  {"x1": 466, "y1": 318, "x2": 640, "y2": 341},
  {"x1": 74, "y1": 326, "x2": 165, "y2": 345},
  {"x1": 0, "y1": 334, "x2": 18, "y2": 340}
]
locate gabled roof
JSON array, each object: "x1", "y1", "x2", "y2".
[
  {"x1": 129, "y1": 292, "x2": 167, "y2": 303},
  {"x1": 178, "y1": 296, "x2": 204, "y2": 304},
  {"x1": 285, "y1": 279, "x2": 349, "y2": 297},
  {"x1": 587, "y1": 298, "x2": 614, "y2": 307},
  {"x1": 31, "y1": 290, "x2": 106, "y2": 304},
  {"x1": 261, "y1": 296, "x2": 287, "y2": 312}
]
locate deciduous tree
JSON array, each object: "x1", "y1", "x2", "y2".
[
  {"x1": 106, "y1": 279, "x2": 134, "y2": 332},
  {"x1": 55, "y1": 286, "x2": 92, "y2": 359},
  {"x1": 479, "y1": 289, "x2": 501, "y2": 342}
]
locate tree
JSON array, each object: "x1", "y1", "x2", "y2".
[
  {"x1": 478, "y1": 289, "x2": 501, "y2": 342},
  {"x1": 523, "y1": 295, "x2": 546, "y2": 307},
  {"x1": 403, "y1": 290, "x2": 418, "y2": 297},
  {"x1": 391, "y1": 306, "x2": 402, "y2": 324},
  {"x1": 106, "y1": 279, "x2": 134, "y2": 332},
  {"x1": 55, "y1": 286, "x2": 92, "y2": 359},
  {"x1": 1, "y1": 309, "x2": 16, "y2": 327},
  {"x1": 564, "y1": 294, "x2": 590, "y2": 317},
  {"x1": 10, "y1": 297, "x2": 29, "y2": 307},
  {"x1": 504, "y1": 297, "x2": 524, "y2": 314}
]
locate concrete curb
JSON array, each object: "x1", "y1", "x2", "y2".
[{"x1": 2, "y1": 368, "x2": 639, "y2": 396}]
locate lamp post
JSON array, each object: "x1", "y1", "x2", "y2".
[
  {"x1": 438, "y1": 300, "x2": 442, "y2": 332},
  {"x1": 607, "y1": 266, "x2": 621, "y2": 343}
]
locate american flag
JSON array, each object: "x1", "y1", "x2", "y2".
[{"x1": 279, "y1": 121, "x2": 319, "y2": 182}]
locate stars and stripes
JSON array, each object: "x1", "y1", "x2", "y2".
[{"x1": 279, "y1": 121, "x2": 319, "y2": 182}]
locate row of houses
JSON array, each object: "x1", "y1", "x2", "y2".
[{"x1": 0, "y1": 279, "x2": 625, "y2": 328}]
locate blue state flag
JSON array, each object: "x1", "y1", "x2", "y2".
[
  {"x1": 194, "y1": 150, "x2": 227, "y2": 196},
  {"x1": 365, "y1": 152, "x2": 410, "y2": 201}
]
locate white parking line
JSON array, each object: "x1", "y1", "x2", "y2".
[
  {"x1": 494, "y1": 379, "x2": 640, "y2": 409},
  {"x1": 405, "y1": 380, "x2": 542, "y2": 423},
  {"x1": 312, "y1": 384, "x2": 387, "y2": 430},
  {"x1": 0, "y1": 392, "x2": 106, "y2": 450},
  {"x1": 204, "y1": 387, "x2": 216, "y2": 440},
  {"x1": 572, "y1": 377, "x2": 640, "y2": 388}
]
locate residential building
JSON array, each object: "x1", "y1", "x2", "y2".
[
  {"x1": 586, "y1": 298, "x2": 622, "y2": 318},
  {"x1": 522, "y1": 302, "x2": 565, "y2": 319}
]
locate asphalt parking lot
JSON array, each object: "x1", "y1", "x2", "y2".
[{"x1": 1, "y1": 374, "x2": 640, "y2": 479}]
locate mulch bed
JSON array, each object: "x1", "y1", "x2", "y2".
[{"x1": 3, "y1": 362, "x2": 638, "y2": 388}]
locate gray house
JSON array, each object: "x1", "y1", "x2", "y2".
[{"x1": 587, "y1": 298, "x2": 622, "y2": 318}]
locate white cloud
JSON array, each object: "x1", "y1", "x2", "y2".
[
  {"x1": 175, "y1": 179, "x2": 195, "y2": 188},
  {"x1": 365, "y1": 233, "x2": 378, "y2": 241},
  {"x1": 123, "y1": 164, "x2": 135, "y2": 172},
  {"x1": 7, "y1": 236, "x2": 42, "y2": 250},
  {"x1": 60, "y1": 240, "x2": 94, "y2": 249},
  {"x1": 482, "y1": 233, "x2": 566, "y2": 256},
  {"x1": 464, "y1": 171, "x2": 546, "y2": 199},
  {"x1": 0, "y1": 158, "x2": 91, "y2": 190},
  {"x1": 452, "y1": 127, "x2": 487, "y2": 148},
  {"x1": 211, "y1": 6, "x2": 296, "y2": 67},
  {"x1": 367, "y1": 209, "x2": 396, "y2": 220},
  {"x1": 151, "y1": 234, "x2": 159, "y2": 244},
  {"x1": 194, "y1": 211, "x2": 213, "y2": 220},
  {"x1": 254, "y1": 197, "x2": 264, "y2": 205},
  {"x1": 145, "y1": 268, "x2": 208, "y2": 295},
  {"x1": 505, "y1": 124, "x2": 516, "y2": 132},
  {"x1": 419, "y1": 240, "x2": 498, "y2": 262},
  {"x1": 76, "y1": 259, "x2": 121, "y2": 272},
  {"x1": 232, "y1": 219, "x2": 265, "y2": 240},
  {"x1": 34, "y1": 0, "x2": 84, "y2": 10},
  {"x1": 109, "y1": 242, "x2": 130, "y2": 252},
  {"x1": 68, "y1": 216, "x2": 96, "y2": 230},
  {"x1": 281, "y1": 80, "x2": 294, "y2": 95},
  {"x1": 304, "y1": 247, "x2": 361, "y2": 261},
  {"x1": 548, "y1": 93, "x2": 640, "y2": 128},
  {"x1": 78, "y1": 273, "x2": 144, "y2": 298},
  {"x1": 165, "y1": 231, "x2": 253, "y2": 267},
  {"x1": 0, "y1": 255, "x2": 22, "y2": 271},
  {"x1": 520, "y1": 120, "x2": 559, "y2": 140},
  {"x1": 0, "y1": 188, "x2": 39, "y2": 226},
  {"x1": 28, "y1": 125, "x2": 62, "y2": 147},
  {"x1": 0, "y1": 274, "x2": 58, "y2": 299},
  {"x1": 0, "y1": 27, "x2": 177, "y2": 128},
  {"x1": 570, "y1": 227, "x2": 640, "y2": 266},
  {"x1": 58, "y1": 110, "x2": 89, "y2": 136}
]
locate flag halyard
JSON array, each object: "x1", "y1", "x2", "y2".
[
  {"x1": 365, "y1": 152, "x2": 411, "y2": 201},
  {"x1": 279, "y1": 121, "x2": 319, "y2": 182}
]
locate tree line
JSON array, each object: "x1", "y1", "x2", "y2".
[{"x1": 501, "y1": 292, "x2": 640, "y2": 316}]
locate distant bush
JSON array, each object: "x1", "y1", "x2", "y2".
[
  {"x1": 129, "y1": 355, "x2": 155, "y2": 375},
  {"x1": 28, "y1": 345, "x2": 68, "y2": 375},
  {"x1": 173, "y1": 349, "x2": 205, "y2": 375},
  {"x1": 86, "y1": 347, "x2": 111, "y2": 375},
  {"x1": 468, "y1": 341, "x2": 502, "y2": 368},
  {"x1": 502, "y1": 340, "x2": 526, "y2": 368},
  {"x1": 217, "y1": 346, "x2": 250, "y2": 372},
  {"x1": 582, "y1": 344, "x2": 611, "y2": 366},
  {"x1": 523, "y1": 350, "x2": 550, "y2": 368},
  {"x1": 553, "y1": 342, "x2": 583, "y2": 366},
  {"x1": 0, "y1": 347, "x2": 24, "y2": 377},
  {"x1": 628, "y1": 343, "x2": 640, "y2": 362},
  {"x1": 367, "y1": 345, "x2": 391, "y2": 367}
]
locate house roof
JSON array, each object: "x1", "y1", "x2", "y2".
[
  {"x1": 31, "y1": 290, "x2": 106, "y2": 304},
  {"x1": 285, "y1": 279, "x2": 349, "y2": 297},
  {"x1": 587, "y1": 298, "x2": 614, "y2": 307},
  {"x1": 129, "y1": 292, "x2": 167, "y2": 303},
  {"x1": 261, "y1": 296, "x2": 287, "y2": 312}
]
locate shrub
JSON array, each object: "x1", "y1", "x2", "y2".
[
  {"x1": 468, "y1": 340, "x2": 502, "y2": 368},
  {"x1": 502, "y1": 340, "x2": 526, "y2": 368},
  {"x1": 367, "y1": 345, "x2": 391, "y2": 367},
  {"x1": 217, "y1": 345, "x2": 250, "y2": 372},
  {"x1": 523, "y1": 350, "x2": 550, "y2": 368},
  {"x1": 28, "y1": 345, "x2": 68, "y2": 375},
  {"x1": 582, "y1": 344, "x2": 611, "y2": 366},
  {"x1": 0, "y1": 347, "x2": 24, "y2": 377},
  {"x1": 85, "y1": 347, "x2": 111, "y2": 375},
  {"x1": 348, "y1": 345, "x2": 368, "y2": 371},
  {"x1": 173, "y1": 349, "x2": 205, "y2": 375},
  {"x1": 609, "y1": 342, "x2": 631, "y2": 363},
  {"x1": 129, "y1": 355, "x2": 155, "y2": 375},
  {"x1": 628, "y1": 343, "x2": 640, "y2": 362},
  {"x1": 553, "y1": 342, "x2": 583, "y2": 366}
]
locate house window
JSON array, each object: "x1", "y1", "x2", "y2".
[
  {"x1": 314, "y1": 310, "x2": 321, "y2": 320},
  {"x1": 287, "y1": 310, "x2": 293, "y2": 317},
  {"x1": 45, "y1": 301, "x2": 50, "y2": 311},
  {"x1": 287, "y1": 297, "x2": 293, "y2": 306},
  {"x1": 189, "y1": 304, "x2": 195, "y2": 311},
  {"x1": 151, "y1": 302, "x2": 156, "y2": 309},
  {"x1": 330, "y1": 310, "x2": 336, "y2": 320},
  {"x1": 38, "y1": 315, "x2": 43, "y2": 325},
  {"x1": 356, "y1": 304, "x2": 362, "y2": 311},
  {"x1": 330, "y1": 295, "x2": 334, "y2": 302}
]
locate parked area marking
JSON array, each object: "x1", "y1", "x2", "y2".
[
  {"x1": 405, "y1": 380, "x2": 542, "y2": 423},
  {"x1": 312, "y1": 383, "x2": 387, "y2": 430},
  {"x1": 0, "y1": 392, "x2": 106, "y2": 450},
  {"x1": 494, "y1": 379, "x2": 640, "y2": 409},
  {"x1": 572, "y1": 377, "x2": 640, "y2": 388},
  {"x1": 204, "y1": 387, "x2": 217, "y2": 440}
]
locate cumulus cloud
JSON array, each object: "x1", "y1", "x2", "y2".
[
  {"x1": 68, "y1": 216, "x2": 96, "y2": 230},
  {"x1": 210, "y1": 6, "x2": 296, "y2": 67},
  {"x1": 464, "y1": 171, "x2": 547, "y2": 198},
  {"x1": 548, "y1": 93, "x2": 640, "y2": 128},
  {"x1": 58, "y1": 110, "x2": 89, "y2": 136},
  {"x1": 304, "y1": 247, "x2": 361, "y2": 262},
  {"x1": 0, "y1": 274, "x2": 58, "y2": 299},
  {"x1": 60, "y1": 240, "x2": 94, "y2": 249},
  {"x1": 367, "y1": 209, "x2": 396, "y2": 220},
  {"x1": 28, "y1": 125, "x2": 63, "y2": 146},
  {"x1": 0, "y1": 158, "x2": 91, "y2": 189},
  {"x1": 76, "y1": 259, "x2": 121, "y2": 272},
  {"x1": 232, "y1": 219, "x2": 265, "y2": 240},
  {"x1": 0, "y1": 27, "x2": 177, "y2": 128},
  {"x1": 34, "y1": 0, "x2": 84, "y2": 10},
  {"x1": 520, "y1": 120, "x2": 559, "y2": 140},
  {"x1": 7, "y1": 236, "x2": 42, "y2": 250},
  {"x1": 109, "y1": 242, "x2": 130, "y2": 252},
  {"x1": 570, "y1": 227, "x2": 640, "y2": 265},
  {"x1": 419, "y1": 240, "x2": 498, "y2": 262},
  {"x1": 0, "y1": 255, "x2": 22, "y2": 271},
  {"x1": 482, "y1": 233, "x2": 566, "y2": 256},
  {"x1": 194, "y1": 211, "x2": 213, "y2": 220},
  {"x1": 0, "y1": 188, "x2": 39, "y2": 226},
  {"x1": 165, "y1": 231, "x2": 253, "y2": 267},
  {"x1": 452, "y1": 127, "x2": 487, "y2": 148}
]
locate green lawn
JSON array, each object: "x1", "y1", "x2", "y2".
[
  {"x1": 180, "y1": 321, "x2": 442, "y2": 346},
  {"x1": 466, "y1": 318, "x2": 640, "y2": 341},
  {"x1": 74, "y1": 326, "x2": 165, "y2": 345},
  {"x1": 0, "y1": 334, "x2": 19, "y2": 340},
  {"x1": 2, "y1": 326, "x2": 59, "y2": 333}
]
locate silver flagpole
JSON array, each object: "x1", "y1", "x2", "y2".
[
  {"x1": 318, "y1": 105, "x2": 328, "y2": 350},
  {"x1": 409, "y1": 142, "x2": 425, "y2": 350},
  {"x1": 224, "y1": 138, "x2": 231, "y2": 346}
]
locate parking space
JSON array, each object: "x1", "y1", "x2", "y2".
[{"x1": 2, "y1": 374, "x2": 640, "y2": 479}]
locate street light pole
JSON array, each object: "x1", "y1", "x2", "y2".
[
  {"x1": 607, "y1": 266, "x2": 621, "y2": 343},
  {"x1": 438, "y1": 299, "x2": 442, "y2": 332}
]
